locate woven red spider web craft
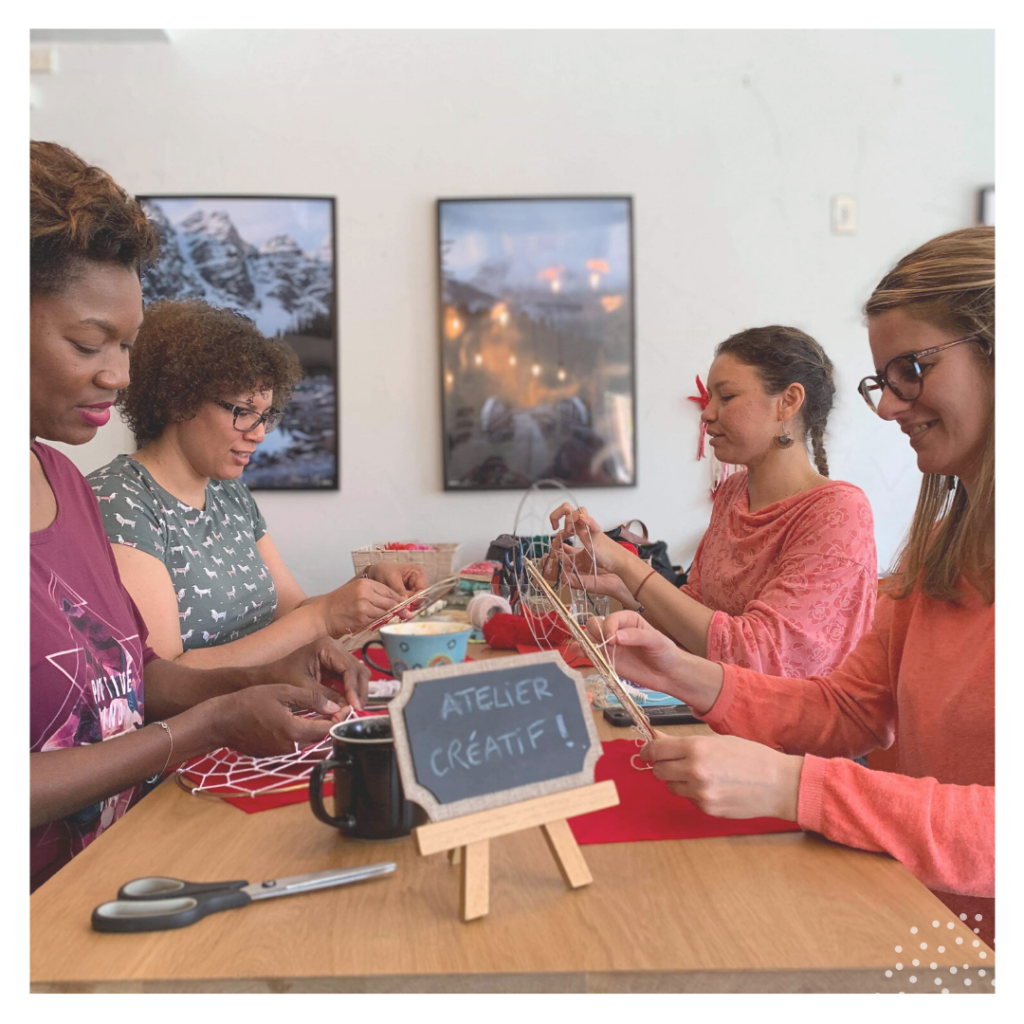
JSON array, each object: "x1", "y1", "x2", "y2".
[{"x1": 175, "y1": 709, "x2": 386, "y2": 799}]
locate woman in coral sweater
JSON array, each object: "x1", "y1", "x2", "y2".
[
  {"x1": 588, "y1": 228, "x2": 995, "y2": 944},
  {"x1": 554, "y1": 326, "x2": 877, "y2": 677}
]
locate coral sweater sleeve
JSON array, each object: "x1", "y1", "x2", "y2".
[
  {"x1": 701, "y1": 552, "x2": 876, "y2": 677},
  {"x1": 702, "y1": 592, "x2": 995, "y2": 898}
]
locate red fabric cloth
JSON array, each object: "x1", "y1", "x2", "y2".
[
  {"x1": 569, "y1": 740, "x2": 799, "y2": 844},
  {"x1": 515, "y1": 644, "x2": 593, "y2": 670}
]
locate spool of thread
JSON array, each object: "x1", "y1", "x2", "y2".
[{"x1": 467, "y1": 592, "x2": 513, "y2": 629}]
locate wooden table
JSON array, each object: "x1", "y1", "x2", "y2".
[{"x1": 31, "y1": 647, "x2": 995, "y2": 993}]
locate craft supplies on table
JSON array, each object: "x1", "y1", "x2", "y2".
[
  {"x1": 91, "y1": 863, "x2": 396, "y2": 933},
  {"x1": 351, "y1": 542, "x2": 462, "y2": 584}
]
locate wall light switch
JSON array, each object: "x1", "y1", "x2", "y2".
[
  {"x1": 30, "y1": 49, "x2": 56, "y2": 74},
  {"x1": 831, "y1": 195, "x2": 857, "y2": 235}
]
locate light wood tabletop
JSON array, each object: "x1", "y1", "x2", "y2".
[{"x1": 31, "y1": 653, "x2": 996, "y2": 993}]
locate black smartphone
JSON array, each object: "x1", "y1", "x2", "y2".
[{"x1": 602, "y1": 704, "x2": 699, "y2": 727}]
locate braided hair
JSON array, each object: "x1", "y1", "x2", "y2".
[{"x1": 715, "y1": 325, "x2": 836, "y2": 476}]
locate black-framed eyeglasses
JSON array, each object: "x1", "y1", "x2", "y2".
[
  {"x1": 857, "y1": 335, "x2": 988, "y2": 414},
  {"x1": 214, "y1": 400, "x2": 284, "y2": 434}
]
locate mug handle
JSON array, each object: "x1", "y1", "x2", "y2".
[
  {"x1": 309, "y1": 757, "x2": 356, "y2": 832},
  {"x1": 361, "y1": 639, "x2": 395, "y2": 678}
]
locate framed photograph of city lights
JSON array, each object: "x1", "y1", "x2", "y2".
[
  {"x1": 438, "y1": 197, "x2": 637, "y2": 491},
  {"x1": 136, "y1": 194, "x2": 338, "y2": 491}
]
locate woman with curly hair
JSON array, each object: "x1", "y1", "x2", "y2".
[
  {"x1": 31, "y1": 141, "x2": 356, "y2": 890},
  {"x1": 589, "y1": 228, "x2": 995, "y2": 944},
  {"x1": 88, "y1": 298, "x2": 428, "y2": 670}
]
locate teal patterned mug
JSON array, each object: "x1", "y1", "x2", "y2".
[{"x1": 362, "y1": 620, "x2": 473, "y2": 679}]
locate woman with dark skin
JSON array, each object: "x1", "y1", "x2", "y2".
[{"x1": 29, "y1": 142, "x2": 359, "y2": 888}]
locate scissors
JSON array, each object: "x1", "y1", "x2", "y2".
[{"x1": 92, "y1": 861, "x2": 396, "y2": 933}]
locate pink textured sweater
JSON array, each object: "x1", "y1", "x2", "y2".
[
  {"x1": 704, "y1": 582, "x2": 994, "y2": 945},
  {"x1": 680, "y1": 471, "x2": 877, "y2": 676}
]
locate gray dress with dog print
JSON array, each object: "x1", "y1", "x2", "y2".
[{"x1": 88, "y1": 455, "x2": 278, "y2": 651}]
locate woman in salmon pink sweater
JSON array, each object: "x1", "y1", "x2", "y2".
[
  {"x1": 589, "y1": 227, "x2": 995, "y2": 944},
  {"x1": 553, "y1": 326, "x2": 878, "y2": 677}
]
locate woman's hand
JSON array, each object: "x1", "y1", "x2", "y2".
[
  {"x1": 639, "y1": 733, "x2": 803, "y2": 821},
  {"x1": 365, "y1": 562, "x2": 430, "y2": 598},
  {"x1": 585, "y1": 611, "x2": 725, "y2": 713},
  {"x1": 318, "y1": 577, "x2": 404, "y2": 637},
  {"x1": 253, "y1": 638, "x2": 370, "y2": 711},
  {"x1": 548, "y1": 503, "x2": 629, "y2": 576},
  {"x1": 208, "y1": 684, "x2": 344, "y2": 757}
]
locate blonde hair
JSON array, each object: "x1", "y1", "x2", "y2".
[{"x1": 864, "y1": 227, "x2": 994, "y2": 604}]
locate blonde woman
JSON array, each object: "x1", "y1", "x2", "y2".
[{"x1": 590, "y1": 228, "x2": 995, "y2": 944}]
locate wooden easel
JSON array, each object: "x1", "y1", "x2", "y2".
[{"x1": 415, "y1": 780, "x2": 619, "y2": 921}]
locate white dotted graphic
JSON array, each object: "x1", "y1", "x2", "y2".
[{"x1": 889, "y1": 920, "x2": 992, "y2": 994}]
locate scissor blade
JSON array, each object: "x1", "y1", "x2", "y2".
[{"x1": 243, "y1": 861, "x2": 396, "y2": 900}]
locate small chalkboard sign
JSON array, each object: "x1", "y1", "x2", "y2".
[{"x1": 389, "y1": 651, "x2": 601, "y2": 822}]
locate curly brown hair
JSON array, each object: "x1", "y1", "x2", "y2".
[
  {"x1": 118, "y1": 299, "x2": 304, "y2": 445},
  {"x1": 31, "y1": 141, "x2": 159, "y2": 296}
]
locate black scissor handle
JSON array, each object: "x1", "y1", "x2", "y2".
[
  {"x1": 92, "y1": 888, "x2": 252, "y2": 933},
  {"x1": 117, "y1": 876, "x2": 248, "y2": 900}
]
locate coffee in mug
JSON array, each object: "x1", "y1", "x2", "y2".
[{"x1": 309, "y1": 715, "x2": 426, "y2": 840}]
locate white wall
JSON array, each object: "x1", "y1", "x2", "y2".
[{"x1": 30, "y1": 29, "x2": 994, "y2": 595}]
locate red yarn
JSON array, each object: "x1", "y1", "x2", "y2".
[{"x1": 482, "y1": 611, "x2": 573, "y2": 650}]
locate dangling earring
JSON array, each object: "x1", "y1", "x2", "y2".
[
  {"x1": 773, "y1": 424, "x2": 795, "y2": 450},
  {"x1": 947, "y1": 475, "x2": 957, "y2": 492}
]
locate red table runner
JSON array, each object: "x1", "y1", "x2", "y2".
[{"x1": 569, "y1": 739, "x2": 800, "y2": 844}]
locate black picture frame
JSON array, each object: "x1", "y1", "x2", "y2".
[
  {"x1": 136, "y1": 193, "x2": 339, "y2": 492},
  {"x1": 437, "y1": 196, "x2": 638, "y2": 492}
]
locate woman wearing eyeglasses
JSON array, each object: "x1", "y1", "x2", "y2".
[
  {"x1": 588, "y1": 227, "x2": 995, "y2": 943},
  {"x1": 88, "y1": 299, "x2": 428, "y2": 671}
]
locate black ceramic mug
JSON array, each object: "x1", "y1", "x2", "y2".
[{"x1": 309, "y1": 715, "x2": 426, "y2": 840}]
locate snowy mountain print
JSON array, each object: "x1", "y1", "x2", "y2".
[{"x1": 138, "y1": 197, "x2": 338, "y2": 490}]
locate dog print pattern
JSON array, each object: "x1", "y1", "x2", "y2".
[{"x1": 89, "y1": 455, "x2": 277, "y2": 651}]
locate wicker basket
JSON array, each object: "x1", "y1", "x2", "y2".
[{"x1": 351, "y1": 543, "x2": 462, "y2": 585}]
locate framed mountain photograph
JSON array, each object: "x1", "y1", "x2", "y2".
[
  {"x1": 137, "y1": 195, "x2": 338, "y2": 490},
  {"x1": 438, "y1": 196, "x2": 637, "y2": 491}
]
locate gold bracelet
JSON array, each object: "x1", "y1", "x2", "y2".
[{"x1": 156, "y1": 720, "x2": 174, "y2": 777}]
